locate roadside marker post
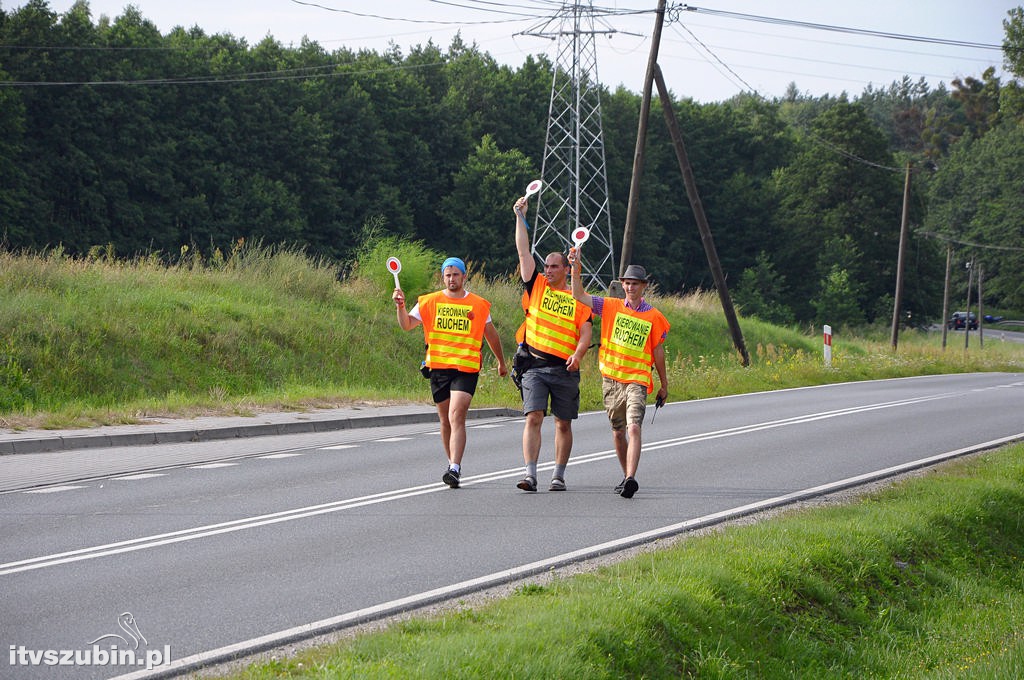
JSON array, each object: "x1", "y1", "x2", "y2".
[{"x1": 824, "y1": 324, "x2": 832, "y2": 368}]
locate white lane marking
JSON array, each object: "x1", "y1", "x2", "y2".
[
  {"x1": 5, "y1": 390, "x2": 1020, "y2": 577},
  {"x1": 472, "y1": 424, "x2": 506, "y2": 429},
  {"x1": 259, "y1": 453, "x2": 305, "y2": 459},
  {"x1": 112, "y1": 474, "x2": 166, "y2": 480},
  {"x1": 107, "y1": 432, "x2": 1024, "y2": 680},
  {"x1": 640, "y1": 392, "x2": 959, "y2": 453},
  {"x1": 321, "y1": 444, "x2": 357, "y2": 450},
  {"x1": 375, "y1": 437, "x2": 412, "y2": 442},
  {"x1": 23, "y1": 486, "x2": 86, "y2": 494},
  {"x1": 188, "y1": 463, "x2": 238, "y2": 469},
  {"x1": 0, "y1": 480, "x2": 447, "y2": 576}
]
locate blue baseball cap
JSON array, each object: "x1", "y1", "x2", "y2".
[{"x1": 441, "y1": 257, "x2": 466, "y2": 275}]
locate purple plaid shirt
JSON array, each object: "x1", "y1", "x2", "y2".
[{"x1": 590, "y1": 296, "x2": 653, "y2": 315}]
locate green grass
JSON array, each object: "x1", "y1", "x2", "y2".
[
  {"x1": 219, "y1": 445, "x2": 1024, "y2": 679},
  {"x1": 1, "y1": 244, "x2": 1022, "y2": 429},
  {"x1": 4, "y1": 244, "x2": 1023, "y2": 677}
]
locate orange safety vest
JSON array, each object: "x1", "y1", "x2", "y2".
[
  {"x1": 597, "y1": 298, "x2": 670, "y2": 393},
  {"x1": 418, "y1": 290, "x2": 491, "y2": 373},
  {"x1": 524, "y1": 276, "x2": 590, "y2": 360}
]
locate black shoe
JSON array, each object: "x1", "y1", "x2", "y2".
[
  {"x1": 621, "y1": 477, "x2": 639, "y2": 499},
  {"x1": 613, "y1": 477, "x2": 626, "y2": 494},
  {"x1": 442, "y1": 468, "x2": 461, "y2": 488},
  {"x1": 517, "y1": 475, "x2": 537, "y2": 492}
]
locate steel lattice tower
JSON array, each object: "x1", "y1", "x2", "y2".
[{"x1": 521, "y1": 2, "x2": 616, "y2": 290}]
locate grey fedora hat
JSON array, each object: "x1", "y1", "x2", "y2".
[{"x1": 620, "y1": 264, "x2": 649, "y2": 281}]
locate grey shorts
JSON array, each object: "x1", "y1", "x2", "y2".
[
  {"x1": 602, "y1": 377, "x2": 647, "y2": 429},
  {"x1": 521, "y1": 364, "x2": 581, "y2": 420}
]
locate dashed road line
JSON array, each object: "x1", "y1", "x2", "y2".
[{"x1": 23, "y1": 485, "x2": 87, "y2": 494}]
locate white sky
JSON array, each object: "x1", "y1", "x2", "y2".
[{"x1": 14, "y1": 1, "x2": 1019, "y2": 102}]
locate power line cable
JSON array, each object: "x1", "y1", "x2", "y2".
[
  {"x1": 0, "y1": 1, "x2": 1007, "y2": 102},
  {"x1": 666, "y1": 15, "x2": 939, "y2": 172},
  {"x1": 287, "y1": 0, "x2": 537, "y2": 24},
  {"x1": 678, "y1": 4, "x2": 1011, "y2": 52},
  {"x1": 665, "y1": 17, "x2": 1005, "y2": 67},
  {"x1": 917, "y1": 231, "x2": 1024, "y2": 252},
  {"x1": 0, "y1": 58, "x2": 448, "y2": 87}
]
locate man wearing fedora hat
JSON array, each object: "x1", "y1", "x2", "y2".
[{"x1": 569, "y1": 251, "x2": 669, "y2": 499}]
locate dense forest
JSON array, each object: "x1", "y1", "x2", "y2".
[{"x1": 2, "y1": 1, "x2": 1023, "y2": 329}]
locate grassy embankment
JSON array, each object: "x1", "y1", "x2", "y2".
[
  {"x1": 3, "y1": 244, "x2": 1023, "y2": 677},
  {"x1": 1, "y1": 242, "x2": 1021, "y2": 429}
]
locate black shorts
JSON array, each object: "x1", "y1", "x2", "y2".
[{"x1": 429, "y1": 368, "x2": 480, "y2": 403}]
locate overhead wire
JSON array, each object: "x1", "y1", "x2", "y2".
[
  {"x1": 286, "y1": 1, "x2": 492, "y2": 24},
  {"x1": 286, "y1": 0, "x2": 549, "y2": 24},
  {"x1": 0, "y1": 0, "x2": 1008, "y2": 129},
  {"x1": 661, "y1": 22, "x2": 998, "y2": 87},
  {"x1": 665, "y1": 17, "x2": 1004, "y2": 68},
  {"x1": 678, "y1": 4, "x2": 1008, "y2": 52},
  {"x1": 917, "y1": 232, "x2": 1024, "y2": 252},
  {"x1": 663, "y1": 10, "x2": 965, "y2": 173},
  {"x1": 0, "y1": 0, "x2": 556, "y2": 86}
]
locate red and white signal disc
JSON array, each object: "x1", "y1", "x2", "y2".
[{"x1": 572, "y1": 227, "x2": 590, "y2": 246}]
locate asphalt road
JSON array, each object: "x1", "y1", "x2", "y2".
[
  {"x1": 3, "y1": 373, "x2": 1023, "y2": 679},
  {"x1": 937, "y1": 324, "x2": 1024, "y2": 344}
]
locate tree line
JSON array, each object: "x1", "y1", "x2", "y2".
[{"x1": 2, "y1": 0, "x2": 1023, "y2": 329}]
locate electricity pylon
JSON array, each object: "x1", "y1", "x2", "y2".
[{"x1": 520, "y1": 1, "x2": 617, "y2": 291}]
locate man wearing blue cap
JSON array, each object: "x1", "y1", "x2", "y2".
[{"x1": 393, "y1": 257, "x2": 508, "y2": 488}]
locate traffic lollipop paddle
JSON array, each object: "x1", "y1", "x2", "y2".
[
  {"x1": 516, "y1": 179, "x2": 543, "y2": 231},
  {"x1": 571, "y1": 226, "x2": 590, "y2": 248},
  {"x1": 386, "y1": 257, "x2": 402, "y2": 288}
]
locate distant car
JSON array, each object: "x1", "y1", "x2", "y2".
[
  {"x1": 947, "y1": 312, "x2": 978, "y2": 330},
  {"x1": 983, "y1": 314, "x2": 1004, "y2": 324}
]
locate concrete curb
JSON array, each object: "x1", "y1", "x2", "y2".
[{"x1": 0, "y1": 408, "x2": 521, "y2": 455}]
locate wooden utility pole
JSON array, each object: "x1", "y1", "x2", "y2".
[
  {"x1": 964, "y1": 258, "x2": 973, "y2": 350},
  {"x1": 653, "y1": 64, "x2": 749, "y2": 366},
  {"x1": 941, "y1": 245, "x2": 952, "y2": 350},
  {"x1": 890, "y1": 161, "x2": 912, "y2": 350},
  {"x1": 977, "y1": 262, "x2": 984, "y2": 348},
  {"x1": 614, "y1": 0, "x2": 666, "y2": 297}
]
